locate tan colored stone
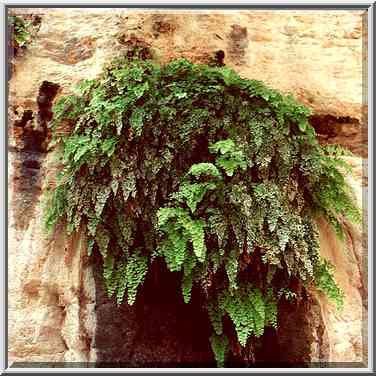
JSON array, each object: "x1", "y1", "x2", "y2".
[
  {"x1": 9, "y1": 9, "x2": 366, "y2": 119},
  {"x1": 313, "y1": 157, "x2": 367, "y2": 364},
  {"x1": 8, "y1": 150, "x2": 97, "y2": 365}
]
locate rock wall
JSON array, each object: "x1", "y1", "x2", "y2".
[
  {"x1": 8, "y1": 8, "x2": 368, "y2": 367},
  {"x1": 313, "y1": 157, "x2": 368, "y2": 364},
  {"x1": 8, "y1": 152, "x2": 97, "y2": 364}
]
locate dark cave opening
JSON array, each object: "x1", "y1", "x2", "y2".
[
  {"x1": 131, "y1": 259, "x2": 216, "y2": 367},
  {"x1": 93, "y1": 253, "x2": 319, "y2": 368},
  {"x1": 253, "y1": 297, "x2": 316, "y2": 368},
  {"x1": 93, "y1": 255, "x2": 215, "y2": 367}
]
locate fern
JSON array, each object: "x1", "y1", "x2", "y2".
[
  {"x1": 314, "y1": 258, "x2": 344, "y2": 310},
  {"x1": 95, "y1": 225, "x2": 110, "y2": 258},
  {"x1": 95, "y1": 186, "x2": 111, "y2": 218},
  {"x1": 186, "y1": 218, "x2": 206, "y2": 263},
  {"x1": 129, "y1": 107, "x2": 146, "y2": 137},
  {"x1": 158, "y1": 231, "x2": 187, "y2": 272},
  {"x1": 9, "y1": 15, "x2": 38, "y2": 56},
  {"x1": 210, "y1": 333, "x2": 229, "y2": 367},
  {"x1": 221, "y1": 286, "x2": 267, "y2": 346},
  {"x1": 209, "y1": 139, "x2": 247, "y2": 176},
  {"x1": 187, "y1": 163, "x2": 221, "y2": 179},
  {"x1": 182, "y1": 272, "x2": 193, "y2": 304},
  {"x1": 171, "y1": 182, "x2": 217, "y2": 213},
  {"x1": 225, "y1": 249, "x2": 239, "y2": 290},
  {"x1": 207, "y1": 299, "x2": 225, "y2": 336},
  {"x1": 44, "y1": 54, "x2": 360, "y2": 366},
  {"x1": 115, "y1": 261, "x2": 128, "y2": 305},
  {"x1": 121, "y1": 173, "x2": 137, "y2": 202},
  {"x1": 157, "y1": 206, "x2": 207, "y2": 264},
  {"x1": 125, "y1": 250, "x2": 148, "y2": 305},
  {"x1": 278, "y1": 287, "x2": 297, "y2": 302},
  {"x1": 103, "y1": 255, "x2": 116, "y2": 297}
]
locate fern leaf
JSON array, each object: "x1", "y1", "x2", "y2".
[{"x1": 125, "y1": 250, "x2": 148, "y2": 305}]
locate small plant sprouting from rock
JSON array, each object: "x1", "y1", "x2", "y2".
[
  {"x1": 44, "y1": 53, "x2": 360, "y2": 366},
  {"x1": 8, "y1": 15, "x2": 40, "y2": 57}
]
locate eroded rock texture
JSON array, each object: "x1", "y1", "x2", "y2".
[
  {"x1": 8, "y1": 8, "x2": 367, "y2": 367},
  {"x1": 8, "y1": 151, "x2": 97, "y2": 364},
  {"x1": 314, "y1": 157, "x2": 368, "y2": 365}
]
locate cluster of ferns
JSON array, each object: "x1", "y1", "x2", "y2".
[{"x1": 44, "y1": 52, "x2": 360, "y2": 367}]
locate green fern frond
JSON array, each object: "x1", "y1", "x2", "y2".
[{"x1": 44, "y1": 54, "x2": 360, "y2": 367}]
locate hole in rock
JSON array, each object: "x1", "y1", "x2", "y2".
[
  {"x1": 22, "y1": 159, "x2": 40, "y2": 170},
  {"x1": 93, "y1": 255, "x2": 216, "y2": 367},
  {"x1": 309, "y1": 114, "x2": 358, "y2": 137},
  {"x1": 37, "y1": 81, "x2": 61, "y2": 128},
  {"x1": 253, "y1": 296, "x2": 317, "y2": 368},
  {"x1": 14, "y1": 109, "x2": 33, "y2": 128},
  {"x1": 12, "y1": 81, "x2": 60, "y2": 153},
  {"x1": 93, "y1": 252, "x2": 321, "y2": 367},
  {"x1": 309, "y1": 114, "x2": 366, "y2": 157},
  {"x1": 214, "y1": 50, "x2": 225, "y2": 66}
]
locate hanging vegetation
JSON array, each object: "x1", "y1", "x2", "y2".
[{"x1": 44, "y1": 51, "x2": 360, "y2": 366}]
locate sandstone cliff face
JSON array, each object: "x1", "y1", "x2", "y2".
[
  {"x1": 8, "y1": 8, "x2": 367, "y2": 367},
  {"x1": 8, "y1": 151, "x2": 97, "y2": 364},
  {"x1": 314, "y1": 158, "x2": 367, "y2": 364}
]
